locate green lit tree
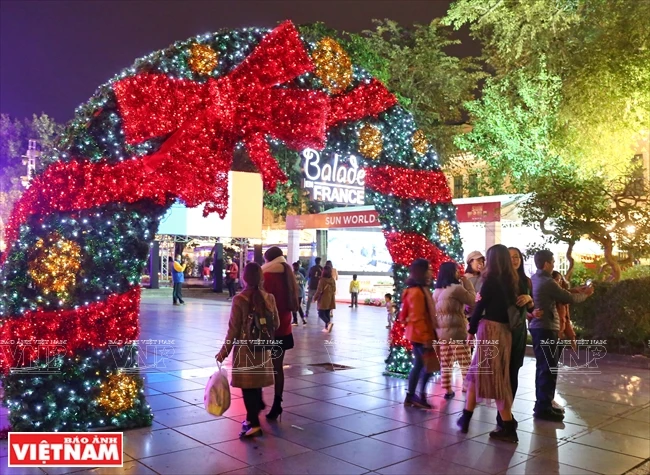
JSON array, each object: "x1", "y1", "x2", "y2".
[
  {"x1": 445, "y1": 0, "x2": 650, "y2": 177},
  {"x1": 454, "y1": 63, "x2": 563, "y2": 195},
  {"x1": 359, "y1": 19, "x2": 485, "y2": 163},
  {"x1": 521, "y1": 165, "x2": 650, "y2": 282}
]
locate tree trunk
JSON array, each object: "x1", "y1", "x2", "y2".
[
  {"x1": 601, "y1": 240, "x2": 621, "y2": 282},
  {"x1": 564, "y1": 241, "x2": 575, "y2": 281}
]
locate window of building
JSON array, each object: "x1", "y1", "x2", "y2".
[
  {"x1": 453, "y1": 176, "x2": 464, "y2": 198},
  {"x1": 468, "y1": 174, "x2": 478, "y2": 196}
]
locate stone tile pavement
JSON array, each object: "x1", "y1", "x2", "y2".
[{"x1": 1, "y1": 290, "x2": 649, "y2": 474}]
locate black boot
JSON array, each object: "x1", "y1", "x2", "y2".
[
  {"x1": 490, "y1": 419, "x2": 519, "y2": 443},
  {"x1": 266, "y1": 396, "x2": 283, "y2": 421},
  {"x1": 457, "y1": 409, "x2": 473, "y2": 433},
  {"x1": 419, "y1": 393, "x2": 432, "y2": 409},
  {"x1": 496, "y1": 412, "x2": 518, "y2": 429}
]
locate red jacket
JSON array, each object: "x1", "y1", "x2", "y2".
[
  {"x1": 399, "y1": 286, "x2": 437, "y2": 346},
  {"x1": 226, "y1": 263, "x2": 238, "y2": 279},
  {"x1": 262, "y1": 257, "x2": 293, "y2": 337}
]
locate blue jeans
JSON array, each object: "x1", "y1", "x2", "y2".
[
  {"x1": 318, "y1": 309, "x2": 331, "y2": 326},
  {"x1": 408, "y1": 342, "x2": 433, "y2": 396}
]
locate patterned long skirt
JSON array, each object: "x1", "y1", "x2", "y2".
[{"x1": 466, "y1": 319, "x2": 513, "y2": 406}]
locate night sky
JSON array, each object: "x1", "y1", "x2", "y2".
[{"x1": 0, "y1": 0, "x2": 477, "y2": 124}]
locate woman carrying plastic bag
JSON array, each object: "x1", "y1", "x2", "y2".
[
  {"x1": 215, "y1": 262, "x2": 280, "y2": 438},
  {"x1": 204, "y1": 362, "x2": 231, "y2": 416}
]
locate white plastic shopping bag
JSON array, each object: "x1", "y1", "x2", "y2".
[{"x1": 204, "y1": 364, "x2": 231, "y2": 416}]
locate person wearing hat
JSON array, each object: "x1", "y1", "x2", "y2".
[{"x1": 465, "y1": 251, "x2": 485, "y2": 294}]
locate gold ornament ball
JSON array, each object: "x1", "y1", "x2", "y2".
[
  {"x1": 96, "y1": 373, "x2": 140, "y2": 416},
  {"x1": 28, "y1": 233, "x2": 82, "y2": 299},
  {"x1": 438, "y1": 220, "x2": 453, "y2": 245},
  {"x1": 358, "y1": 123, "x2": 383, "y2": 159},
  {"x1": 188, "y1": 44, "x2": 219, "y2": 75},
  {"x1": 413, "y1": 130, "x2": 428, "y2": 155},
  {"x1": 311, "y1": 37, "x2": 353, "y2": 94}
]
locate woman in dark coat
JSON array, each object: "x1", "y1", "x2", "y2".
[
  {"x1": 261, "y1": 246, "x2": 299, "y2": 420},
  {"x1": 502, "y1": 247, "x2": 534, "y2": 428}
]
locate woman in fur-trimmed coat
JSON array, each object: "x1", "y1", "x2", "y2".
[
  {"x1": 261, "y1": 246, "x2": 299, "y2": 421},
  {"x1": 433, "y1": 262, "x2": 476, "y2": 399}
]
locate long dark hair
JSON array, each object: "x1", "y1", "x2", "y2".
[
  {"x1": 508, "y1": 247, "x2": 529, "y2": 293},
  {"x1": 464, "y1": 263, "x2": 477, "y2": 276},
  {"x1": 406, "y1": 258, "x2": 430, "y2": 287},
  {"x1": 283, "y1": 261, "x2": 299, "y2": 311},
  {"x1": 322, "y1": 265, "x2": 333, "y2": 278},
  {"x1": 243, "y1": 262, "x2": 267, "y2": 314},
  {"x1": 435, "y1": 262, "x2": 460, "y2": 289},
  {"x1": 483, "y1": 244, "x2": 519, "y2": 301}
]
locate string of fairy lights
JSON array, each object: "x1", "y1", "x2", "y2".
[{"x1": 0, "y1": 21, "x2": 462, "y2": 431}]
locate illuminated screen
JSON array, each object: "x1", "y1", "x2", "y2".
[{"x1": 327, "y1": 230, "x2": 392, "y2": 273}]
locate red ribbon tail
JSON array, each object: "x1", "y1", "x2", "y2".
[
  {"x1": 140, "y1": 130, "x2": 180, "y2": 173},
  {"x1": 142, "y1": 153, "x2": 166, "y2": 174},
  {"x1": 328, "y1": 79, "x2": 398, "y2": 127},
  {"x1": 245, "y1": 135, "x2": 287, "y2": 192}
]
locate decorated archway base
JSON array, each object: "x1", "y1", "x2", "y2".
[{"x1": 0, "y1": 21, "x2": 462, "y2": 432}]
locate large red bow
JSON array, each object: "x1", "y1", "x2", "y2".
[{"x1": 113, "y1": 21, "x2": 329, "y2": 195}]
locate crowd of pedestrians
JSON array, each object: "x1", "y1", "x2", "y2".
[
  {"x1": 214, "y1": 244, "x2": 593, "y2": 441},
  {"x1": 399, "y1": 244, "x2": 593, "y2": 444}
]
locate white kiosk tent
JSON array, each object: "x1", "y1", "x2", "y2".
[{"x1": 149, "y1": 171, "x2": 263, "y2": 287}]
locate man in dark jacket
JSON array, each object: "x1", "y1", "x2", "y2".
[
  {"x1": 530, "y1": 250, "x2": 593, "y2": 421},
  {"x1": 305, "y1": 257, "x2": 322, "y2": 318}
]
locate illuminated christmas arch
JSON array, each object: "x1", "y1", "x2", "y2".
[{"x1": 0, "y1": 21, "x2": 462, "y2": 432}]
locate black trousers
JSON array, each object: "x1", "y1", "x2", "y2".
[
  {"x1": 227, "y1": 280, "x2": 236, "y2": 298},
  {"x1": 172, "y1": 283, "x2": 184, "y2": 303},
  {"x1": 350, "y1": 292, "x2": 358, "y2": 307},
  {"x1": 530, "y1": 328, "x2": 560, "y2": 412},
  {"x1": 509, "y1": 324, "x2": 527, "y2": 399},
  {"x1": 241, "y1": 388, "x2": 263, "y2": 427},
  {"x1": 292, "y1": 297, "x2": 305, "y2": 323}
]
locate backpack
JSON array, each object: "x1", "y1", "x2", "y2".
[{"x1": 242, "y1": 294, "x2": 276, "y2": 349}]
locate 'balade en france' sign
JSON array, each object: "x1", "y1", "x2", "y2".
[{"x1": 301, "y1": 148, "x2": 366, "y2": 205}]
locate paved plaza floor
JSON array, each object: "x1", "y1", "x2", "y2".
[{"x1": 2, "y1": 290, "x2": 649, "y2": 475}]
